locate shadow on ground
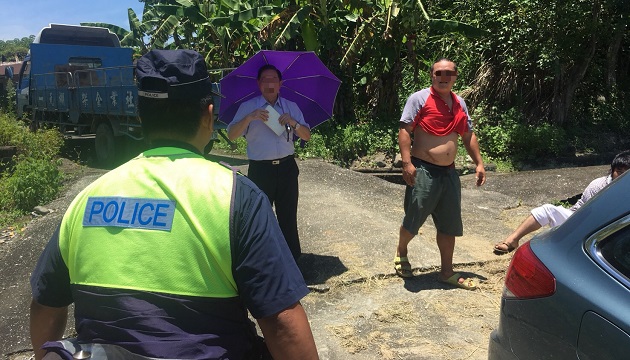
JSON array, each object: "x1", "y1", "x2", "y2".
[
  {"x1": 400, "y1": 270, "x2": 490, "y2": 293},
  {"x1": 298, "y1": 253, "x2": 348, "y2": 285}
]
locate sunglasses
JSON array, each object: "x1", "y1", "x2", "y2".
[{"x1": 434, "y1": 70, "x2": 457, "y2": 77}]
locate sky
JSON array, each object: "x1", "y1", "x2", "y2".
[{"x1": 0, "y1": 0, "x2": 145, "y2": 41}]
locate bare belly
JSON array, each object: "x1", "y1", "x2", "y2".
[{"x1": 411, "y1": 130, "x2": 459, "y2": 166}]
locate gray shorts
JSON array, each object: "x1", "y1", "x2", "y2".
[{"x1": 402, "y1": 157, "x2": 463, "y2": 236}]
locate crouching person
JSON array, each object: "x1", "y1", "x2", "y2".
[{"x1": 29, "y1": 49, "x2": 318, "y2": 360}]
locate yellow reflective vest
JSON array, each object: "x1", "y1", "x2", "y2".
[{"x1": 59, "y1": 147, "x2": 238, "y2": 298}]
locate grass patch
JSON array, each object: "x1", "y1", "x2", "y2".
[{"x1": 0, "y1": 113, "x2": 64, "y2": 228}]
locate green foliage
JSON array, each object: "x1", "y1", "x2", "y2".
[
  {"x1": 297, "y1": 120, "x2": 397, "y2": 166},
  {"x1": 0, "y1": 112, "x2": 24, "y2": 145},
  {"x1": 294, "y1": 132, "x2": 332, "y2": 159},
  {"x1": 0, "y1": 157, "x2": 63, "y2": 212},
  {"x1": 0, "y1": 36, "x2": 33, "y2": 61},
  {"x1": 0, "y1": 80, "x2": 16, "y2": 115},
  {"x1": 473, "y1": 105, "x2": 568, "y2": 163},
  {"x1": 398, "y1": 61, "x2": 432, "y2": 111},
  {"x1": 491, "y1": 158, "x2": 517, "y2": 173},
  {"x1": 41, "y1": 0, "x2": 630, "y2": 169},
  {"x1": 212, "y1": 133, "x2": 248, "y2": 154},
  {"x1": 473, "y1": 106, "x2": 517, "y2": 159},
  {"x1": 0, "y1": 116, "x2": 64, "y2": 160},
  {"x1": 552, "y1": 199, "x2": 572, "y2": 208},
  {"x1": 579, "y1": 91, "x2": 630, "y2": 134},
  {"x1": 0, "y1": 113, "x2": 64, "y2": 218},
  {"x1": 215, "y1": 119, "x2": 399, "y2": 168}
]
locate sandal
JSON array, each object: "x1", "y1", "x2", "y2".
[
  {"x1": 394, "y1": 256, "x2": 413, "y2": 278},
  {"x1": 439, "y1": 272, "x2": 477, "y2": 290},
  {"x1": 493, "y1": 242, "x2": 517, "y2": 255}
]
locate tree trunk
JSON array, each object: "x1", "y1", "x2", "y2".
[
  {"x1": 374, "y1": 60, "x2": 403, "y2": 119},
  {"x1": 606, "y1": 26, "x2": 624, "y2": 89},
  {"x1": 551, "y1": 3, "x2": 600, "y2": 125}
]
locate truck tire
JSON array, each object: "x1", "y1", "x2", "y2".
[
  {"x1": 30, "y1": 110, "x2": 41, "y2": 132},
  {"x1": 95, "y1": 122, "x2": 116, "y2": 165}
]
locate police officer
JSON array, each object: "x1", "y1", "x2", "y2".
[{"x1": 30, "y1": 49, "x2": 318, "y2": 360}]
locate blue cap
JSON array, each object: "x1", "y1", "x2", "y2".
[{"x1": 136, "y1": 49, "x2": 212, "y2": 99}]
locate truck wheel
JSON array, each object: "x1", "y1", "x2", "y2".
[
  {"x1": 30, "y1": 110, "x2": 41, "y2": 132},
  {"x1": 95, "y1": 122, "x2": 116, "y2": 165}
]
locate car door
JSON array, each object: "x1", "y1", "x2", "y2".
[{"x1": 579, "y1": 215, "x2": 630, "y2": 360}]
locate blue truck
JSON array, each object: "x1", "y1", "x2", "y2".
[{"x1": 16, "y1": 24, "x2": 231, "y2": 165}]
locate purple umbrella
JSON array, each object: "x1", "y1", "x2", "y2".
[{"x1": 218, "y1": 50, "x2": 341, "y2": 128}]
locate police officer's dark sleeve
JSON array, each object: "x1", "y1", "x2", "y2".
[
  {"x1": 30, "y1": 225, "x2": 73, "y2": 307},
  {"x1": 230, "y1": 175, "x2": 309, "y2": 319}
]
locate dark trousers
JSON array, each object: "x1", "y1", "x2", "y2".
[{"x1": 248, "y1": 156, "x2": 301, "y2": 260}]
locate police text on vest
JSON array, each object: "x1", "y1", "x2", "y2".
[{"x1": 83, "y1": 197, "x2": 176, "y2": 231}]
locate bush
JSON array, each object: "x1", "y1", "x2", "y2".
[
  {"x1": 297, "y1": 120, "x2": 397, "y2": 166},
  {"x1": 473, "y1": 105, "x2": 568, "y2": 164},
  {"x1": 0, "y1": 112, "x2": 23, "y2": 145},
  {"x1": 0, "y1": 81, "x2": 16, "y2": 115},
  {"x1": 295, "y1": 132, "x2": 332, "y2": 159},
  {"x1": 0, "y1": 156, "x2": 63, "y2": 212},
  {"x1": 211, "y1": 131, "x2": 248, "y2": 154},
  {"x1": 0, "y1": 112, "x2": 63, "y2": 160},
  {"x1": 0, "y1": 113, "x2": 64, "y2": 224}
]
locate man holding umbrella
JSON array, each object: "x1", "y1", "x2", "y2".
[{"x1": 227, "y1": 64, "x2": 311, "y2": 261}]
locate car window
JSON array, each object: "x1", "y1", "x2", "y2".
[{"x1": 599, "y1": 223, "x2": 630, "y2": 279}]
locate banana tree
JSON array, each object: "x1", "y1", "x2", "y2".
[
  {"x1": 317, "y1": 0, "x2": 487, "y2": 120},
  {"x1": 139, "y1": 0, "x2": 277, "y2": 68}
]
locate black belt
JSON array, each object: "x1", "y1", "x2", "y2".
[
  {"x1": 412, "y1": 156, "x2": 455, "y2": 169},
  {"x1": 250, "y1": 154, "x2": 294, "y2": 165}
]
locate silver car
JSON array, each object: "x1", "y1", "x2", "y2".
[{"x1": 488, "y1": 171, "x2": 630, "y2": 360}]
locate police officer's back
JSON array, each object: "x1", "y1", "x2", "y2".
[{"x1": 29, "y1": 49, "x2": 318, "y2": 360}]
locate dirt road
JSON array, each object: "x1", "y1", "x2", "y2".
[{"x1": 0, "y1": 152, "x2": 611, "y2": 359}]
